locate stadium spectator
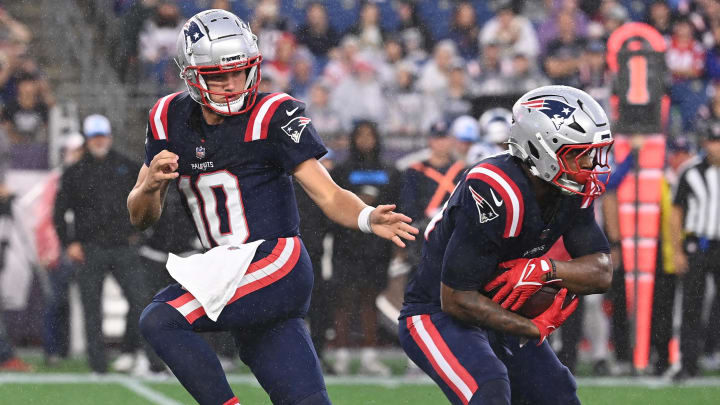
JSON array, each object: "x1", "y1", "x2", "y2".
[
  {"x1": 251, "y1": 0, "x2": 291, "y2": 62},
  {"x1": 1, "y1": 74, "x2": 51, "y2": 144},
  {"x1": 322, "y1": 35, "x2": 359, "y2": 86},
  {"x1": 578, "y1": 40, "x2": 611, "y2": 110},
  {"x1": 450, "y1": 115, "x2": 480, "y2": 164},
  {"x1": 666, "y1": 17, "x2": 707, "y2": 130},
  {"x1": 384, "y1": 61, "x2": 434, "y2": 136},
  {"x1": 329, "y1": 59, "x2": 385, "y2": 132},
  {"x1": 295, "y1": 2, "x2": 340, "y2": 61},
  {"x1": 479, "y1": 1, "x2": 539, "y2": 68},
  {"x1": 438, "y1": 61, "x2": 475, "y2": 119},
  {"x1": 475, "y1": 40, "x2": 508, "y2": 95},
  {"x1": 417, "y1": 40, "x2": 457, "y2": 99},
  {"x1": 704, "y1": 23, "x2": 720, "y2": 82},
  {"x1": 110, "y1": 0, "x2": 156, "y2": 82},
  {"x1": 507, "y1": 50, "x2": 550, "y2": 95},
  {"x1": 0, "y1": 6, "x2": 31, "y2": 48},
  {"x1": 288, "y1": 47, "x2": 316, "y2": 101},
  {"x1": 329, "y1": 120, "x2": 401, "y2": 376},
  {"x1": 348, "y1": 2, "x2": 385, "y2": 56},
  {"x1": 137, "y1": 0, "x2": 184, "y2": 91},
  {"x1": 536, "y1": 0, "x2": 589, "y2": 53},
  {"x1": 52, "y1": 114, "x2": 150, "y2": 374},
  {"x1": 305, "y1": 81, "x2": 342, "y2": 141},
  {"x1": 543, "y1": 11, "x2": 587, "y2": 88},
  {"x1": 393, "y1": 0, "x2": 433, "y2": 54},
  {"x1": 264, "y1": 32, "x2": 296, "y2": 93},
  {"x1": 646, "y1": 0, "x2": 673, "y2": 39},
  {"x1": 448, "y1": 1, "x2": 481, "y2": 60}
]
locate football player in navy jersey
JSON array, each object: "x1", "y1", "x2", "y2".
[
  {"x1": 126, "y1": 9, "x2": 417, "y2": 405},
  {"x1": 399, "y1": 86, "x2": 615, "y2": 405}
]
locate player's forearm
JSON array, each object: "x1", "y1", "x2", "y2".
[
  {"x1": 670, "y1": 205, "x2": 685, "y2": 255},
  {"x1": 550, "y1": 252, "x2": 612, "y2": 295},
  {"x1": 441, "y1": 284, "x2": 540, "y2": 339},
  {"x1": 316, "y1": 187, "x2": 369, "y2": 230},
  {"x1": 127, "y1": 182, "x2": 169, "y2": 230}
]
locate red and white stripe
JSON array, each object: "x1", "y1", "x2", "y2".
[
  {"x1": 244, "y1": 93, "x2": 297, "y2": 142},
  {"x1": 407, "y1": 315, "x2": 478, "y2": 404},
  {"x1": 521, "y1": 99, "x2": 545, "y2": 108},
  {"x1": 467, "y1": 164, "x2": 524, "y2": 238},
  {"x1": 149, "y1": 92, "x2": 182, "y2": 141},
  {"x1": 166, "y1": 237, "x2": 301, "y2": 324}
]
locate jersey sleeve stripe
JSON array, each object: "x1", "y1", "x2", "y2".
[
  {"x1": 259, "y1": 95, "x2": 297, "y2": 140},
  {"x1": 407, "y1": 315, "x2": 478, "y2": 404},
  {"x1": 150, "y1": 92, "x2": 182, "y2": 140},
  {"x1": 467, "y1": 164, "x2": 524, "y2": 238},
  {"x1": 244, "y1": 93, "x2": 295, "y2": 142}
]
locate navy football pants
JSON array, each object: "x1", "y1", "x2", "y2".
[
  {"x1": 139, "y1": 237, "x2": 331, "y2": 405},
  {"x1": 399, "y1": 312, "x2": 579, "y2": 405}
]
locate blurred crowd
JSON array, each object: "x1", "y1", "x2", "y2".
[{"x1": 3, "y1": 0, "x2": 720, "y2": 381}]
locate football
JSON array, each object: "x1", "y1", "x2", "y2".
[{"x1": 486, "y1": 285, "x2": 570, "y2": 318}]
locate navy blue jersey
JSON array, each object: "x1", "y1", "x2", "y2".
[
  {"x1": 144, "y1": 92, "x2": 327, "y2": 249},
  {"x1": 401, "y1": 153, "x2": 609, "y2": 318}
]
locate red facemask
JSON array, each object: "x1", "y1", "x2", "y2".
[
  {"x1": 182, "y1": 54, "x2": 263, "y2": 115},
  {"x1": 551, "y1": 141, "x2": 614, "y2": 201}
]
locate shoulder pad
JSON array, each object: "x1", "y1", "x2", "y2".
[
  {"x1": 148, "y1": 92, "x2": 184, "y2": 141},
  {"x1": 244, "y1": 92, "x2": 301, "y2": 142},
  {"x1": 465, "y1": 163, "x2": 524, "y2": 238}
]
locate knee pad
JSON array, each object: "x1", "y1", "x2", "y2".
[
  {"x1": 470, "y1": 379, "x2": 511, "y2": 405},
  {"x1": 294, "y1": 389, "x2": 331, "y2": 405}
]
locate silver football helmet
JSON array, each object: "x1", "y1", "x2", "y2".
[
  {"x1": 508, "y1": 85, "x2": 613, "y2": 199},
  {"x1": 479, "y1": 108, "x2": 512, "y2": 145},
  {"x1": 175, "y1": 9, "x2": 262, "y2": 115}
]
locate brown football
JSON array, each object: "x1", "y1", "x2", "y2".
[{"x1": 486, "y1": 285, "x2": 569, "y2": 318}]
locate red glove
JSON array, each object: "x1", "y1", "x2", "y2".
[
  {"x1": 484, "y1": 257, "x2": 560, "y2": 311},
  {"x1": 531, "y1": 288, "x2": 578, "y2": 345}
]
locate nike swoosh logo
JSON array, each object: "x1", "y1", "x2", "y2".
[
  {"x1": 286, "y1": 107, "x2": 299, "y2": 116},
  {"x1": 490, "y1": 189, "x2": 503, "y2": 207}
]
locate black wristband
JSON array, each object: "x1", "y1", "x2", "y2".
[{"x1": 547, "y1": 258, "x2": 558, "y2": 281}]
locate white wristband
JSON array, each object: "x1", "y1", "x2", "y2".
[{"x1": 358, "y1": 206, "x2": 374, "y2": 233}]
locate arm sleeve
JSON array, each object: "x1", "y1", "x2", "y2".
[
  {"x1": 562, "y1": 202, "x2": 610, "y2": 258},
  {"x1": 440, "y1": 178, "x2": 505, "y2": 291},
  {"x1": 269, "y1": 99, "x2": 327, "y2": 173}
]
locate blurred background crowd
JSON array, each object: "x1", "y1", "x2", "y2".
[{"x1": 2, "y1": 0, "x2": 720, "y2": 382}]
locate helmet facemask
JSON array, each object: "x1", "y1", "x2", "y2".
[
  {"x1": 181, "y1": 54, "x2": 262, "y2": 116},
  {"x1": 552, "y1": 141, "x2": 613, "y2": 199}
]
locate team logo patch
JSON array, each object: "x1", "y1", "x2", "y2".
[
  {"x1": 469, "y1": 186, "x2": 499, "y2": 224},
  {"x1": 281, "y1": 116, "x2": 311, "y2": 143},
  {"x1": 521, "y1": 98, "x2": 576, "y2": 130},
  {"x1": 195, "y1": 146, "x2": 206, "y2": 159},
  {"x1": 184, "y1": 21, "x2": 205, "y2": 51}
]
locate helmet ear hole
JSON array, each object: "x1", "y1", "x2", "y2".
[
  {"x1": 568, "y1": 121, "x2": 586, "y2": 133},
  {"x1": 527, "y1": 141, "x2": 540, "y2": 160}
]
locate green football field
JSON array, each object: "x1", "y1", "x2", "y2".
[{"x1": 3, "y1": 374, "x2": 720, "y2": 404}]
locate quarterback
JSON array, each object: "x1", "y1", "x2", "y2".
[{"x1": 127, "y1": 9, "x2": 417, "y2": 405}]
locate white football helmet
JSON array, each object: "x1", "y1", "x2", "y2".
[
  {"x1": 479, "y1": 108, "x2": 512, "y2": 145},
  {"x1": 175, "y1": 9, "x2": 262, "y2": 115},
  {"x1": 508, "y1": 85, "x2": 613, "y2": 199}
]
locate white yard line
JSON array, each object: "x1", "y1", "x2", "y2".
[
  {"x1": 119, "y1": 378, "x2": 184, "y2": 405},
  {"x1": 2, "y1": 373, "x2": 720, "y2": 389}
]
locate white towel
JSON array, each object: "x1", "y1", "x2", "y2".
[{"x1": 166, "y1": 240, "x2": 264, "y2": 321}]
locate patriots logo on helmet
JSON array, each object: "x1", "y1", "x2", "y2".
[
  {"x1": 281, "y1": 117, "x2": 311, "y2": 143},
  {"x1": 469, "y1": 186, "x2": 499, "y2": 224},
  {"x1": 184, "y1": 21, "x2": 205, "y2": 49},
  {"x1": 521, "y1": 98, "x2": 576, "y2": 130}
]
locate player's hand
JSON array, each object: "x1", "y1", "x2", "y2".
[
  {"x1": 369, "y1": 204, "x2": 419, "y2": 248},
  {"x1": 144, "y1": 150, "x2": 179, "y2": 192},
  {"x1": 66, "y1": 242, "x2": 85, "y2": 264},
  {"x1": 530, "y1": 288, "x2": 578, "y2": 345},
  {"x1": 484, "y1": 257, "x2": 560, "y2": 311}
]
